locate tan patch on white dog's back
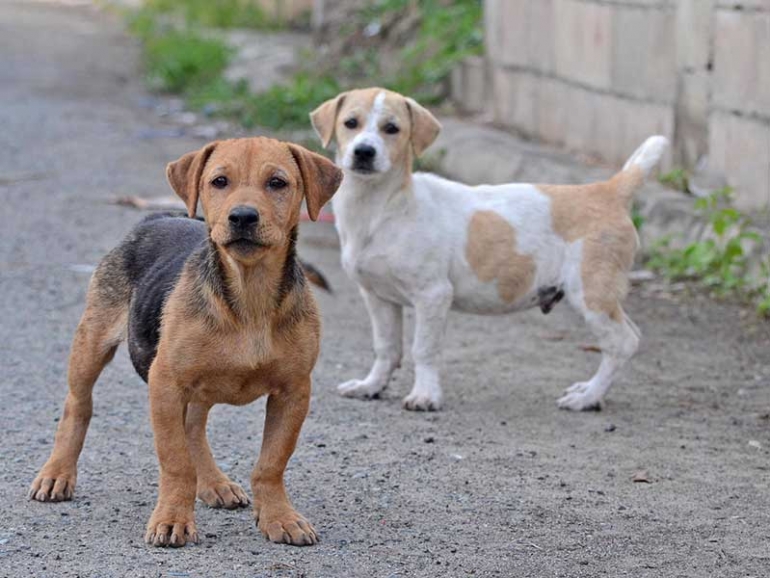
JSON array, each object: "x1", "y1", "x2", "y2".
[
  {"x1": 537, "y1": 177, "x2": 638, "y2": 320},
  {"x1": 537, "y1": 168, "x2": 643, "y2": 241},
  {"x1": 466, "y1": 211, "x2": 536, "y2": 304}
]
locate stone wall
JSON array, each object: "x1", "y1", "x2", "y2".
[{"x1": 452, "y1": 0, "x2": 770, "y2": 210}]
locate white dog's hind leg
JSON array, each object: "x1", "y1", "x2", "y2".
[
  {"x1": 403, "y1": 283, "x2": 453, "y2": 411},
  {"x1": 338, "y1": 288, "x2": 403, "y2": 399},
  {"x1": 557, "y1": 237, "x2": 640, "y2": 410},
  {"x1": 557, "y1": 307, "x2": 640, "y2": 411}
]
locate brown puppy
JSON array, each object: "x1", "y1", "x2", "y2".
[{"x1": 28, "y1": 137, "x2": 343, "y2": 547}]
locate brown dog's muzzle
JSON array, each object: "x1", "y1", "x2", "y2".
[
  {"x1": 228, "y1": 205, "x2": 260, "y2": 232},
  {"x1": 224, "y1": 205, "x2": 267, "y2": 254}
]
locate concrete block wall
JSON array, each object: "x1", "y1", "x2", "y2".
[
  {"x1": 454, "y1": 0, "x2": 770, "y2": 210},
  {"x1": 710, "y1": 1, "x2": 770, "y2": 210}
]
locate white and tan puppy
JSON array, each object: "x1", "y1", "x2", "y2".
[{"x1": 311, "y1": 87, "x2": 668, "y2": 412}]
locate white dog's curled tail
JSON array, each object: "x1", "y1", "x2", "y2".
[
  {"x1": 616, "y1": 135, "x2": 669, "y2": 205},
  {"x1": 623, "y1": 135, "x2": 669, "y2": 177}
]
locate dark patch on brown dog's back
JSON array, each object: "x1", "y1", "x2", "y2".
[{"x1": 121, "y1": 215, "x2": 208, "y2": 381}]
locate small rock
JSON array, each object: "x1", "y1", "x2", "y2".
[
  {"x1": 424, "y1": 436, "x2": 435, "y2": 444},
  {"x1": 628, "y1": 269, "x2": 656, "y2": 283},
  {"x1": 604, "y1": 423, "x2": 617, "y2": 433},
  {"x1": 748, "y1": 440, "x2": 762, "y2": 450},
  {"x1": 632, "y1": 470, "x2": 651, "y2": 483}
]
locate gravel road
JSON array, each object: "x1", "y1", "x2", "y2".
[{"x1": 1, "y1": 3, "x2": 769, "y2": 577}]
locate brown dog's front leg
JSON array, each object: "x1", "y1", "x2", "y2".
[
  {"x1": 145, "y1": 365, "x2": 198, "y2": 548},
  {"x1": 252, "y1": 379, "x2": 317, "y2": 546},
  {"x1": 186, "y1": 402, "x2": 250, "y2": 509}
]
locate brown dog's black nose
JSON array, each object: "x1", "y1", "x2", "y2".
[
  {"x1": 228, "y1": 206, "x2": 259, "y2": 229},
  {"x1": 354, "y1": 144, "x2": 376, "y2": 160}
]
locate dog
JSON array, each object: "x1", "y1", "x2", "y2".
[
  {"x1": 28, "y1": 137, "x2": 343, "y2": 547},
  {"x1": 310, "y1": 87, "x2": 668, "y2": 412}
]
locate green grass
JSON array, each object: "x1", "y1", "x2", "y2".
[
  {"x1": 139, "y1": 0, "x2": 271, "y2": 29},
  {"x1": 129, "y1": 0, "x2": 483, "y2": 129},
  {"x1": 233, "y1": 0, "x2": 484, "y2": 125},
  {"x1": 346, "y1": 0, "x2": 483, "y2": 104},
  {"x1": 128, "y1": 7, "x2": 233, "y2": 94},
  {"x1": 144, "y1": 30, "x2": 232, "y2": 93},
  {"x1": 658, "y1": 167, "x2": 690, "y2": 193},
  {"x1": 184, "y1": 73, "x2": 342, "y2": 130},
  {"x1": 647, "y1": 187, "x2": 770, "y2": 316}
]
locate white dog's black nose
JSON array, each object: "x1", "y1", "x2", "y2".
[
  {"x1": 354, "y1": 145, "x2": 376, "y2": 161},
  {"x1": 228, "y1": 206, "x2": 259, "y2": 229}
]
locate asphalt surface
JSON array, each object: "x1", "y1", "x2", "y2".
[{"x1": 1, "y1": 2, "x2": 770, "y2": 577}]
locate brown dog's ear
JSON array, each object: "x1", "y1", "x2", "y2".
[
  {"x1": 405, "y1": 97, "x2": 441, "y2": 157},
  {"x1": 288, "y1": 144, "x2": 344, "y2": 221},
  {"x1": 166, "y1": 142, "x2": 218, "y2": 218},
  {"x1": 310, "y1": 92, "x2": 348, "y2": 148}
]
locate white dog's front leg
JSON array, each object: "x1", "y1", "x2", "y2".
[
  {"x1": 403, "y1": 284, "x2": 453, "y2": 411},
  {"x1": 339, "y1": 287, "x2": 403, "y2": 399}
]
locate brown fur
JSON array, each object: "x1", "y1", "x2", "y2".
[
  {"x1": 537, "y1": 169, "x2": 640, "y2": 322},
  {"x1": 466, "y1": 210, "x2": 536, "y2": 304},
  {"x1": 29, "y1": 137, "x2": 342, "y2": 548}
]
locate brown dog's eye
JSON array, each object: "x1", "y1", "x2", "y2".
[
  {"x1": 211, "y1": 176, "x2": 228, "y2": 189},
  {"x1": 383, "y1": 122, "x2": 400, "y2": 135},
  {"x1": 344, "y1": 118, "x2": 358, "y2": 129},
  {"x1": 267, "y1": 177, "x2": 287, "y2": 190}
]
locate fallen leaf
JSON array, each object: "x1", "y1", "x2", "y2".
[
  {"x1": 632, "y1": 470, "x2": 651, "y2": 483},
  {"x1": 542, "y1": 331, "x2": 568, "y2": 341},
  {"x1": 113, "y1": 195, "x2": 185, "y2": 211},
  {"x1": 579, "y1": 344, "x2": 602, "y2": 353}
]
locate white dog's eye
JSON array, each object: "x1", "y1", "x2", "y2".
[
  {"x1": 344, "y1": 118, "x2": 358, "y2": 129},
  {"x1": 383, "y1": 122, "x2": 400, "y2": 135}
]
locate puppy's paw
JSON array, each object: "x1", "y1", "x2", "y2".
[
  {"x1": 255, "y1": 508, "x2": 318, "y2": 546},
  {"x1": 402, "y1": 391, "x2": 442, "y2": 412},
  {"x1": 28, "y1": 468, "x2": 76, "y2": 502},
  {"x1": 197, "y1": 479, "x2": 250, "y2": 509},
  {"x1": 337, "y1": 379, "x2": 385, "y2": 399},
  {"x1": 557, "y1": 382, "x2": 603, "y2": 411},
  {"x1": 145, "y1": 507, "x2": 198, "y2": 548}
]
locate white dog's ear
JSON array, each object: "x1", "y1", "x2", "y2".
[
  {"x1": 310, "y1": 92, "x2": 348, "y2": 148},
  {"x1": 405, "y1": 97, "x2": 441, "y2": 157}
]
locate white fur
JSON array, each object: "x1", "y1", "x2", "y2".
[
  {"x1": 339, "y1": 91, "x2": 392, "y2": 174},
  {"x1": 623, "y1": 136, "x2": 669, "y2": 177},
  {"x1": 333, "y1": 131, "x2": 667, "y2": 411}
]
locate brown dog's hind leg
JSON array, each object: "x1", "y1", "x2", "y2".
[
  {"x1": 29, "y1": 260, "x2": 129, "y2": 502},
  {"x1": 252, "y1": 380, "x2": 317, "y2": 546},
  {"x1": 185, "y1": 403, "x2": 250, "y2": 509}
]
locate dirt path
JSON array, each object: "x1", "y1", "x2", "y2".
[{"x1": 1, "y1": 3, "x2": 769, "y2": 577}]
